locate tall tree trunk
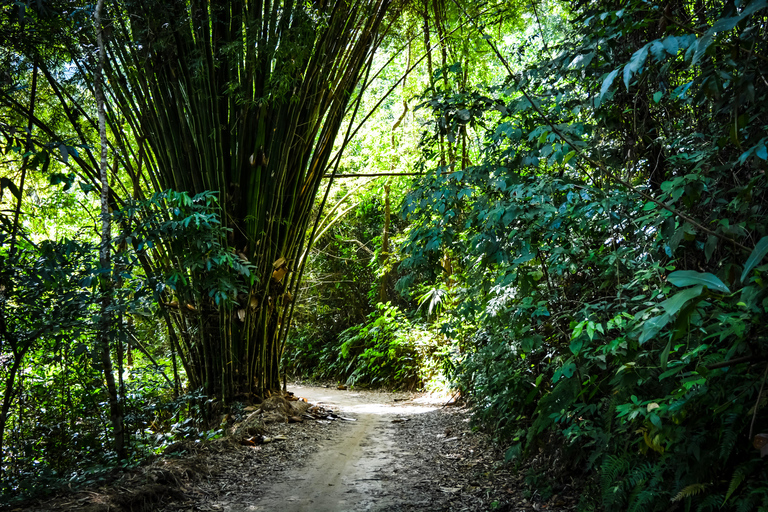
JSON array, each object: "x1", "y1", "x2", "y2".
[
  {"x1": 0, "y1": 53, "x2": 38, "y2": 475},
  {"x1": 0, "y1": 353, "x2": 23, "y2": 477},
  {"x1": 94, "y1": 0, "x2": 126, "y2": 460},
  {"x1": 9, "y1": 60, "x2": 37, "y2": 259}
]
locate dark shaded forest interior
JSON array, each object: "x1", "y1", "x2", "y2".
[{"x1": 1, "y1": 0, "x2": 768, "y2": 510}]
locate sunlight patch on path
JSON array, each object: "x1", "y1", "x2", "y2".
[{"x1": 248, "y1": 386, "x2": 441, "y2": 511}]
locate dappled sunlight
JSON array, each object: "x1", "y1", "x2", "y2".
[
  {"x1": 290, "y1": 386, "x2": 441, "y2": 416},
  {"x1": 342, "y1": 402, "x2": 438, "y2": 415}
]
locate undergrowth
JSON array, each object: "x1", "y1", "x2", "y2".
[{"x1": 397, "y1": 0, "x2": 768, "y2": 509}]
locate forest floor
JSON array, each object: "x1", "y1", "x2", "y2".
[{"x1": 12, "y1": 386, "x2": 583, "y2": 512}]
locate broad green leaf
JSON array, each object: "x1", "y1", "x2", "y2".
[
  {"x1": 521, "y1": 335, "x2": 542, "y2": 352},
  {"x1": 653, "y1": 91, "x2": 663, "y2": 103},
  {"x1": 505, "y1": 444, "x2": 522, "y2": 461},
  {"x1": 650, "y1": 40, "x2": 666, "y2": 61},
  {"x1": 712, "y1": 16, "x2": 740, "y2": 32},
  {"x1": 691, "y1": 32, "x2": 713, "y2": 66},
  {"x1": 502, "y1": 210, "x2": 516, "y2": 226},
  {"x1": 740, "y1": 236, "x2": 768, "y2": 283},
  {"x1": 622, "y1": 64, "x2": 633, "y2": 91},
  {"x1": 662, "y1": 36, "x2": 678, "y2": 55},
  {"x1": 640, "y1": 313, "x2": 671, "y2": 344},
  {"x1": 59, "y1": 143, "x2": 69, "y2": 163},
  {"x1": 668, "y1": 270, "x2": 730, "y2": 293},
  {"x1": 597, "y1": 69, "x2": 619, "y2": 107},
  {"x1": 570, "y1": 338, "x2": 583, "y2": 356},
  {"x1": 704, "y1": 234, "x2": 718, "y2": 262},
  {"x1": 79, "y1": 182, "x2": 97, "y2": 194},
  {"x1": 49, "y1": 172, "x2": 76, "y2": 191},
  {"x1": 513, "y1": 251, "x2": 534, "y2": 265},
  {"x1": 553, "y1": 362, "x2": 577, "y2": 382},
  {"x1": 568, "y1": 52, "x2": 595, "y2": 69},
  {"x1": 660, "y1": 285, "x2": 704, "y2": 316},
  {"x1": 659, "y1": 366, "x2": 685, "y2": 381},
  {"x1": 0, "y1": 177, "x2": 21, "y2": 200},
  {"x1": 712, "y1": 0, "x2": 768, "y2": 37},
  {"x1": 623, "y1": 44, "x2": 650, "y2": 89},
  {"x1": 660, "y1": 337, "x2": 673, "y2": 370},
  {"x1": 572, "y1": 321, "x2": 585, "y2": 339}
]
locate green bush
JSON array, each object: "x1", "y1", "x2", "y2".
[
  {"x1": 337, "y1": 303, "x2": 427, "y2": 389},
  {"x1": 285, "y1": 302, "x2": 446, "y2": 390},
  {"x1": 398, "y1": 0, "x2": 768, "y2": 507}
]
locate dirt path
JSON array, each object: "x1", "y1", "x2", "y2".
[
  {"x1": 17, "y1": 386, "x2": 581, "y2": 511},
  {"x1": 250, "y1": 386, "x2": 438, "y2": 511},
  {"x1": 155, "y1": 385, "x2": 579, "y2": 511}
]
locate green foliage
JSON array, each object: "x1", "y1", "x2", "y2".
[
  {"x1": 284, "y1": 182, "x2": 427, "y2": 385},
  {"x1": 5, "y1": 0, "x2": 768, "y2": 508},
  {"x1": 288, "y1": 301, "x2": 444, "y2": 390},
  {"x1": 0, "y1": 188, "x2": 244, "y2": 502},
  {"x1": 114, "y1": 190, "x2": 255, "y2": 309},
  {"x1": 0, "y1": 233, "x2": 110, "y2": 499},
  {"x1": 335, "y1": 303, "x2": 428, "y2": 389},
  {"x1": 397, "y1": 0, "x2": 768, "y2": 508}
]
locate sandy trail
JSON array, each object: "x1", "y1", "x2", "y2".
[{"x1": 250, "y1": 386, "x2": 439, "y2": 512}]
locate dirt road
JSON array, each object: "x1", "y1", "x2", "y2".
[
  {"x1": 250, "y1": 386, "x2": 440, "y2": 511},
  {"x1": 24, "y1": 386, "x2": 577, "y2": 511},
  {"x1": 154, "y1": 385, "x2": 575, "y2": 511}
]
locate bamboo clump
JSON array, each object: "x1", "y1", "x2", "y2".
[{"x1": 97, "y1": 0, "x2": 393, "y2": 403}]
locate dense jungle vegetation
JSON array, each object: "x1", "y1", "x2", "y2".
[{"x1": 2, "y1": 0, "x2": 768, "y2": 509}]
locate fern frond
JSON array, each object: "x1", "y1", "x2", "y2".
[
  {"x1": 672, "y1": 483, "x2": 708, "y2": 502},
  {"x1": 724, "y1": 464, "x2": 749, "y2": 504},
  {"x1": 601, "y1": 454, "x2": 630, "y2": 508},
  {"x1": 736, "y1": 494, "x2": 757, "y2": 512},
  {"x1": 628, "y1": 488, "x2": 657, "y2": 512},
  {"x1": 626, "y1": 462, "x2": 655, "y2": 490},
  {"x1": 697, "y1": 493, "x2": 724, "y2": 512},
  {"x1": 600, "y1": 454, "x2": 627, "y2": 491},
  {"x1": 719, "y1": 413, "x2": 741, "y2": 460},
  {"x1": 603, "y1": 394, "x2": 618, "y2": 432}
]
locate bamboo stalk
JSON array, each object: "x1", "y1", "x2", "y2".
[{"x1": 78, "y1": 0, "x2": 395, "y2": 399}]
